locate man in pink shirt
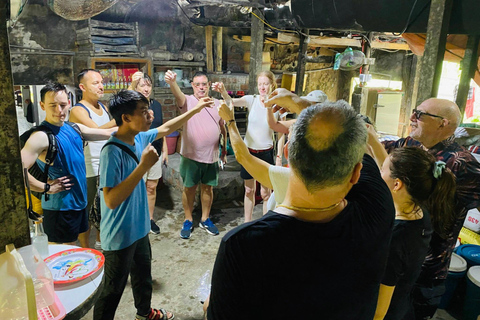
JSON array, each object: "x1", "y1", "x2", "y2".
[{"x1": 165, "y1": 70, "x2": 227, "y2": 239}]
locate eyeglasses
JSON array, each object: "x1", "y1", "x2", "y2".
[
  {"x1": 411, "y1": 108, "x2": 445, "y2": 121},
  {"x1": 192, "y1": 82, "x2": 209, "y2": 88}
]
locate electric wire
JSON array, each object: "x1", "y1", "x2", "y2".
[{"x1": 393, "y1": 0, "x2": 419, "y2": 36}]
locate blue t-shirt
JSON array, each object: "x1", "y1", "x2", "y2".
[
  {"x1": 36, "y1": 121, "x2": 87, "y2": 211},
  {"x1": 99, "y1": 129, "x2": 158, "y2": 251}
]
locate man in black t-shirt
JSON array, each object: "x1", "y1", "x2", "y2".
[{"x1": 207, "y1": 92, "x2": 395, "y2": 320}]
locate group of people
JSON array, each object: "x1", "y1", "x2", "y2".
[
  {"x1": 20, "y1": 66, "x2": 480, "y2": 320},
  {"x1": 204, "y1": 90, "x2": 480, "y2": 320}
]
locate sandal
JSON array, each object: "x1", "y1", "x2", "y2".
[{"x1": 136, "y1": 308, "x2": 175, "y2": 320}]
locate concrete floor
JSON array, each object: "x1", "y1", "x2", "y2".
[{"x1": 80, "y1": 183, "x2": 261, "y2": 320}]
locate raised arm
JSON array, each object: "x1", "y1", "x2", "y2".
[
  {"x1": 154, "y1": 97, "x2": 215, "y2": 140},
  {"x1": 77, "y1": 123, "x2": 116, "y2": 141},
  {"x1": 69, "y1": 105, "x2": 117, "y2": 129},
  {"x1": 165, "y1": 70, "x2": 186, "y2": 108},
  {"x1": 366, "y1": 124, "x2": 388, "y2": 169},
  {"x1": 21, "y1": 131, "x2": 71, "y2": 194},
  {"x1": 218, "y1": 102, "x2": 272, "y2": 189},
  {"x1": 212, "y1": 81, "x2": 247, "y2": 107},
  {"x1": 264, "y1": 88, "x2": 313, "y2": 114}
]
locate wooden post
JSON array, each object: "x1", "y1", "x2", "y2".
[
  {"x1": 416, "y1": 0, "x2": 453, "y2": 105},
  {"x1": 361, "y1": 33, "x2": 374, "y2": 79},
  {"x1": 400, "y1": 55, "x2": 421, "y2": 137},
  {"x1": 205, "y1": 25, "x2": 214, "y2": 73},
  {"x1": 249, "y1": 8, "x2": 264, "y2": 94},
  {"x1": 0, "y1": 3, "x2": 30, "y2": 253},
  {"x1": 295, "y1": 29, "x2": 309, "y2": 96},
  {"x1": 456, "y1": 35, "x2": 480, "y2": 120},
  {"x1": 215, "y1": 27, "x2": 223, "y2": 73}
]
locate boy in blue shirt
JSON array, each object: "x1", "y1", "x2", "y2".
[{"x1": 94, "y1": 90, "x2": 214, "y2": 320}]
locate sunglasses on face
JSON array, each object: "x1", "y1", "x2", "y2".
[{"x1": 411, "y1": 108, "x2": 445, "y2": 121}]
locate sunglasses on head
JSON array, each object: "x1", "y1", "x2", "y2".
[{"x1": 411, "y1": 108, "x2": 445, "y2": 121}]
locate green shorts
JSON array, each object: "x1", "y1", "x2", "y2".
[{"x1": 180, "y1": 155, "x2": 219, "y2": 187}]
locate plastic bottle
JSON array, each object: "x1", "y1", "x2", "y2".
[
  {"x1": 17, "y1": 245, "x2": 55, "y2": 310},
  {"x1": 32, "y1": 220, "x2": 49, "y2": 260},
  {"x1": 195, "y1": 270, "x2": 211, "y2": 303}
]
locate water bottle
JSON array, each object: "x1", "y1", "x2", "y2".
[
  {"x1": 32, "y1": 220, "x2": 49, "y2": 260},
  {"x1": 195, "y1": 270, "x2": 212, "y2": 303}
]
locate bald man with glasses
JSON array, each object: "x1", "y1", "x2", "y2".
[{"x1": 382, "y1": 98, "x2": 480, "y2": 319}]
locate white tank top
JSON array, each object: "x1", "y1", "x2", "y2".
[{"x1": 80, "y1": 103, "x2": 111, "y2": 177}]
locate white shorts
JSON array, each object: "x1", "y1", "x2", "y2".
[{"x1": 144, "y1": 154, "x2": 163, "y2": 181}]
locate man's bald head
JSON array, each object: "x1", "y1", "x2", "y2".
[
  {"x1": 288, "y1": 101, "x2": 367, "y2": 192},
  {"x1": 410, "y1": 98, "x2": 461, "y2": 148},
  {"x1": 423, "y1": 98, "x2": 461, "y2": 129}
]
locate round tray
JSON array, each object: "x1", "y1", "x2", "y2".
[{"x1": 44, "y1": 248, "x2": 104, "y2": 284}]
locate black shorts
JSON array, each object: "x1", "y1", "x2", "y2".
[
  {"x1": 240, "y1": 148, "x2": 275, "y2": 180},
  {"x1": 43, "y1": 208, "x2": 89, "y2": 243}
]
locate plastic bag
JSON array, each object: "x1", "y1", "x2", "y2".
[{"x1": 195, "y1": 270, "x2": 211, "y2": 303}]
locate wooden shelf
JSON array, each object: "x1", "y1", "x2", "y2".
[{"x1": 153, "y1": 60, "x2": 205, "y2": 67}]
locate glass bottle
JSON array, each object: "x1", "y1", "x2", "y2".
[{"x1": 32, "y1": 220, "x2": 49, "y2": 260}]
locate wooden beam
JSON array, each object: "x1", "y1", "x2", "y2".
[
  {"x1": 205, "y1": 26, "x2": 214, "y2": 73},
  {"x1": 249, "y1": 8, "x2": 264, "y2": 94},
  {"x1": 295, "y1": 30, "x2": 309, "y2": 96},
  {"x1": 215, "y1": 27, "x2": 223, "y2": 73},
  {"x1": 277, "y1": 33, "x2": 410, "y2": 50},
  {"x1": 0, "y1": 5, "x2": 30, "y2": 252},
  {"x1": 456, "y1": 35, "x2": 480, "y2": 120},
  {"x1": 416, "y1": 0, "x2": 454, "y2": 104},
  {"x1": 233, "y1": 35, "x2": 282, "y2": 44}
]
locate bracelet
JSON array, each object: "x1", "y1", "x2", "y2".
[
  {"x1": 226, "y1": 119, "x2": 235, "y2": 126},
  {"x1": 44, "y1": 183, "x2": 51, "y2": 194},
  {"x1": 276, "y1": 155, "x2": 281, "y2": 158}
]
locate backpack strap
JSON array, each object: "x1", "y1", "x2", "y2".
[
  {"x1": 102, "y1": 141, "x2": 139, "y2": 164},
  {"x1": 20, "y1": 125, "x2": 57, "y2": 201},
  {"x1": 65, "y1": 121, "x2": 87, "y2": 148}
]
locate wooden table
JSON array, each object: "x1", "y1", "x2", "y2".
[{"x1": 48, "y1": 244, "x2": 104, "y2": 320}]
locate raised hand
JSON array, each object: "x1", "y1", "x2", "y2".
[
  {"x1": 212, "y1": 82, "x2": 225, "y2": 93},
  {"x1": 141, "y1": 143, "x2": 159, "y2": 169},
  {"x1": 264, "y1": 88, "x2": 310, "y2": 115},
  {"x1": 193, "y1": 97, "x2": 215, "y2": 112},
  {"x1": 164, "y1": 70, "x2": 177, "y2": 85},
  {"x1": 218, "y1": 101, "x2": 234, "y2": 122}
]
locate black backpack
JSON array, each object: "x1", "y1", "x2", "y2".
[{"x1": 20, "y1": 122, "x2": 83, "y2": 201}]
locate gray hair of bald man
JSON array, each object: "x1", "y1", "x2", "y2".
[{"x1": 288, "y1": 100, "x2": 367, "y2": 192}]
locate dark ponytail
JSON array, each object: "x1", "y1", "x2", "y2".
[{"x1": 389, "y1": 147, "x2": 456, "y2": 238}]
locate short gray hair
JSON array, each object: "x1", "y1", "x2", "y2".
[{"x1": 288, "y1": 100, "x2": 367, "y2": 192}]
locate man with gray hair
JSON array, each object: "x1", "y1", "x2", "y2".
[
  {"x1": 207, "y1": 89, "x2": 395, "y2": 319},
  {"x1": 383, "y1": 98, "x2": 480, "y2": 319}
]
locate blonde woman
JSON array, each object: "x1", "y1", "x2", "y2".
[{"x1": 213, "y1": 71, "x2": 277, "y2": 222}]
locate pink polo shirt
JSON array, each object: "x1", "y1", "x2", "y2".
[{"x1": 179, "y1": 95, "x2": 224, "y2": 164}]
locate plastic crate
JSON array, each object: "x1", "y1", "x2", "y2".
[{"x1": 37, "y1": 293, "x2": 66, "y2": 320}]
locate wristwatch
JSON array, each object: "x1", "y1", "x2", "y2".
[
  {"x1": 226, "y1": 119, "x2": 235, "y2": 127},
  {"x1": 44, "y1": 183, "x2": 51, "y2": 194}
]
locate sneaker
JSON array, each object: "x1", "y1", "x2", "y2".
[
  {"x1": 94, "y1": 241, "x2": 102, "y2": 251},
  {"x1": 150, "y1": 219, "x2": 160, "y2": 235},
  {"x1": 199, "y1": 218, "x2": 219, "y2": 236},
  {"x1": 180, "y1": 220, "x2": 193, "y2": 239},
  {"x1": 135, "y1": 308, "x2": 174, "y2": 320}
]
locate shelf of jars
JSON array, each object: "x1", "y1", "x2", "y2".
[{"x1": 89, "y1": 57, "x2": 152, "y2": 93}]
